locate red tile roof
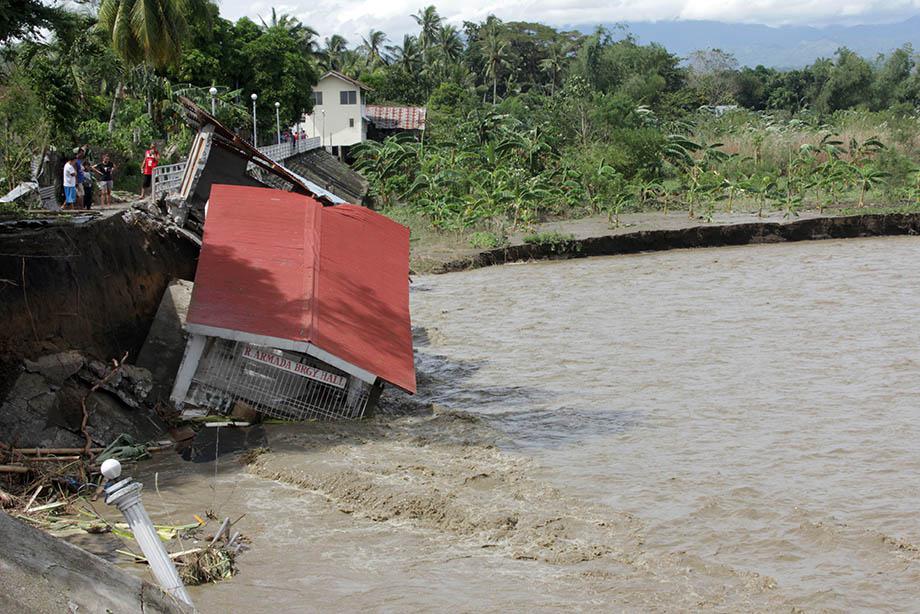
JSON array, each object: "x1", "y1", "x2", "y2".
[
  {"x1": 365, "y1": 105, "x2": 427, "y2": 131},
  {"x1": 186, "y1": 184, "x2": 415, "y2": 393}
]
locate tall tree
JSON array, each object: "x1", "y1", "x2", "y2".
[
  {"x1": 259, "y1": 8, "x2": 318, "y2": 55},
  {"x1": 411, "y1": 5, "x2": 441, "y2": 52},
  {"x1": 0, "y1": 0, "x2": 63, "y2": 42},
  {"x1": 97, "y1": 0, "x2": 206, "y2": 69},
  {"x1": 322, "y1": 34, "x2": 348, "y2": 70},
  {"x1": 388, "y1": 34, "x2": 421, "y2": 77},
  {"x1": 437, "y1": 24, "x2": 463, "y2": 64},
  {"x1": 360, "y1": 30, "x2": 388, "y2": 66},
  {"x1": 482, "y1": 25, "x2": 509, "y2": 103}
]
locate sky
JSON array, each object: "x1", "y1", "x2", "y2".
[{"x1": 219, "y1": 0, "x2": 920, "y2": 42}]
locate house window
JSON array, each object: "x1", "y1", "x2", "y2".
[
  {"x1": 340, "y1": 90, "x2": 357, "y2": 105},
  {"x1": 312, "y1": 91, "x2": 323, "y2": 105},
  {"x1": 349, "y1": 118, "x2": 355, "y2": 128}
]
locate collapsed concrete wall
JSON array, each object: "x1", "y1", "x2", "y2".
[
  {"x1": 0, "y1": 210, "x2": 199, "y2": 399},
  {"x1": 0, "y1": 511, "x2": 190, "y2": 614}
]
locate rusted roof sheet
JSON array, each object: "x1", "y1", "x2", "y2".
[
  {"x1": 365, "y1": 105, "x2": 427, "y2": 131},
  {"x1": 185, "y1": 184, "x2": 415, "y2": 394}
]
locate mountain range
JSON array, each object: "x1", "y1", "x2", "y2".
[{"x1": 572, "y1": 16, "x2": 920, "y2": 68}]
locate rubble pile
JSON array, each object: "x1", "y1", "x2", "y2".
[{"x1": 0, "y1": 350, "x2": 164, "y2": 449}]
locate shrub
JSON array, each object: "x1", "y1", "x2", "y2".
[{"x1": 469, "y1": 231, "x2": 506, "y2": 249}]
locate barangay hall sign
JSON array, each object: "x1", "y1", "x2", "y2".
[{"x1": 242, "y1": 344, "x2": 347, "y2": 389}]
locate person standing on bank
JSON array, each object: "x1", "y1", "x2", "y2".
[
  {"x1": 93, "y1": 153, "x2": 116, "y2": 207},
  {"x1": 140, "y1": 143, "x2": 159, "y2": 199},
  {"x1": 62, "y1": 153, "x2": 78, "y2": 210},
  {"x1": 74, "y1": 148, "x2": 86, "y2": 209}
]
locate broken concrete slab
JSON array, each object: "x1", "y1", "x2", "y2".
[
  {"x1": 23, "y1": 350, "x2": 85, "y2": 385},
  {"x1": 1, "y1": 356, "x2": 165, "y2": 448},
  {"x1": 0, "y1": 372, "x2": 83, "y2": 448},
  {"x1": 0, "y1": 511, "x2": 190, "y2": 614},
  {"x1": 78, "y1": 360, "x2": 154, "y2": 410}
]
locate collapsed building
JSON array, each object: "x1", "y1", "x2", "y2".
[
  {"x1": 162, "y1": 97, "x2": 368, "y2": 234},
  {"x1": 165, "y1": 101, "x2": 415, "y2": 420}
]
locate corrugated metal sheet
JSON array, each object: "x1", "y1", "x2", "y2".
[
  {"x1": 185, "y1": 184, "x2": 416, "y2": 393},
  {"x1": 365, "y1": 106, "x2": 427, "y2": 131}
]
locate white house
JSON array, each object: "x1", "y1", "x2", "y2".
[{"x1": 301, "y1": 71, "x2": 370, "y2": 156}]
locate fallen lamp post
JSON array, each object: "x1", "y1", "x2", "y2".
[{"x1": 101, "y1": 458, "x2": 194, "y2": 607}]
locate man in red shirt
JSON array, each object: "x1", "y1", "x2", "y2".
[{"x1": 140, "y1": 142, "x2": 159, "y2": 199}]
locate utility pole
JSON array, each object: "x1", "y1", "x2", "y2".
[
  {"x1": 275, "y1": 101, "x2": 281, "y2": 145},
  {"x1": 251, "y1": 93, "x2": 258, "y2": 145}
]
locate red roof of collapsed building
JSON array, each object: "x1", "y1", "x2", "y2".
[{"x1": 185, "y1": 184, "x2": 416, "y2": 394}]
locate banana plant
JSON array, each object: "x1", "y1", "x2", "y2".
[
  {"x1": 741, "y1": 173, "x2": 777, "y2": 218},
  {"x1": 854, "y1": 164, "x2": 890, "y2": 208}
]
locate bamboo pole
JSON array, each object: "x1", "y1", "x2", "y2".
[{"x1": 0, "y1": 465, "x2": 30, "y2": 474}]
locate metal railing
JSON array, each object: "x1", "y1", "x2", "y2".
[
  {"x1": 258, "y1": 136, "x2": 321, "y2": 162},
  {"x1": 151, "y1": 136, "x2": 322, "y2": 199},
  {"x1": 186, "y1": 339, "x2": 371, "y2": 421},
  {"x1": 150, "y1": 161, "x2": 187, "y2": 199}
]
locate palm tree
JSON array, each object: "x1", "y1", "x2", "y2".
[
  {"x1": 322, "y1": 34, "x2": 348, "y2": 71},
  {"x1": 360, "y1": 30, "x2": 388, "y2": 66},
  {"x1": 259, "y1": 8, "x2": 319, "y2": 55},
  {"x1": 482, "y1": 27, "x2": 509, "y2": 104},
  {"x1": 411, "y1": 5, "x2": 441, "y2": 52},
  {"x1": 387, "y1": 34, "x2": 421, "y2": 77},
  {"x1": 97, "y1": 0, "x2": 205, "y2": 69},
  {"x1": 437, "y1": 24, "x2": 463, "y2": 64},
  {"x1": 539, "y1": 40, "x2": 568, "y2": 95}
]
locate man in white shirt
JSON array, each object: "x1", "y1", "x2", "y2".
[{"x1": 62, "y1": 153, "x2": 78, "y2": 210}]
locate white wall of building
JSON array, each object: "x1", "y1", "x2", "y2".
[{"x1": 301, "y1": 74, "x2": 367, "y2": 149}]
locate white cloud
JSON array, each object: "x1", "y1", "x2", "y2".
[{"x1": 225, "y1": 0, "x2": 920, "y2": 43}]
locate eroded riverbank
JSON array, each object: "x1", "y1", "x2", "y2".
[{"x1": 431, "y1": 210, "x2": 920, "y2": 273}]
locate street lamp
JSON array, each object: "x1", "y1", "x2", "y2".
[
  {"x1": 208, "y1": 86, "x2": 218, "y2": 115},
  {"x1": 251, "y1": 93, "x2": 258, "y2": 145},
  {"x1": 275, "y1": 101, "x2": 281, "y2": 145}
]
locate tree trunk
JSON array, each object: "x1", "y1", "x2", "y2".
[
  {"x1": 493, "y1": 76, "x2": 497, "y2": 104},
  {"x1": 107, "y1": 83, "x2": 122, "y2": 132}
]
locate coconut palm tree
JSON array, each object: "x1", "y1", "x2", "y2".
[
  {"x1": 97, "y1": 0, "x2": 205, "y2": 69},
  {"x1": 482, "y1": 27, "x2": 509, "y2": 104},
  {"x1": 259, "y1": 8, "x2": 319, "y2": 55},
  {"x1": 411, "y1": 5, "x2": 441, "y2": 52},
  {"x1": 360, "y1": 30, "x2": 388, "y2": 66},
  {"x1": 387, "y1": 34, "x2": 421, "y2": 77},
  {"x1": 437, "y1": 24, "x2": 463, "y2": 64},
  {"x1": 321, "y1": 34, "x2": 348, "y2": 71},
  {"x1": 539, "y1": 40, "x2": 568, "y2": 95}
]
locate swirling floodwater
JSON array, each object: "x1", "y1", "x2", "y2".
[
  {"x1": 138, "y1": 236, "x2": 920, "y2": 612},
  {"x1": 408, "y1": 236, "x2": 920, "y2": 611}
]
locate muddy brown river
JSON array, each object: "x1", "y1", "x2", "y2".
[{"x1": 133, "y1": 236, "x2": 920, "y2": 612}]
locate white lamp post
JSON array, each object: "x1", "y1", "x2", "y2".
[
  {"x1": 321, "y1": 109, "x2": 326, "y2": 149},
  {"x1": 101, "y1": 459, "x2": 193, "y2": 606},
  {"x1": 208, "y1": 86, "x2": 218, "y2": 115},
  {"x1": 251, "y1": 93, "x2": 258, "y2": 145},
  {"x1": 274, "y1": 101, "x2": 281, "y2": 145}
]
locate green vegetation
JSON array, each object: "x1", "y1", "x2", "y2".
[
  {"x1": 0, "y1": 2, "x2": 919, "y2": 232},
  {"x1": 469, "y1": 231, "x2": 507, "y2": 249}
]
